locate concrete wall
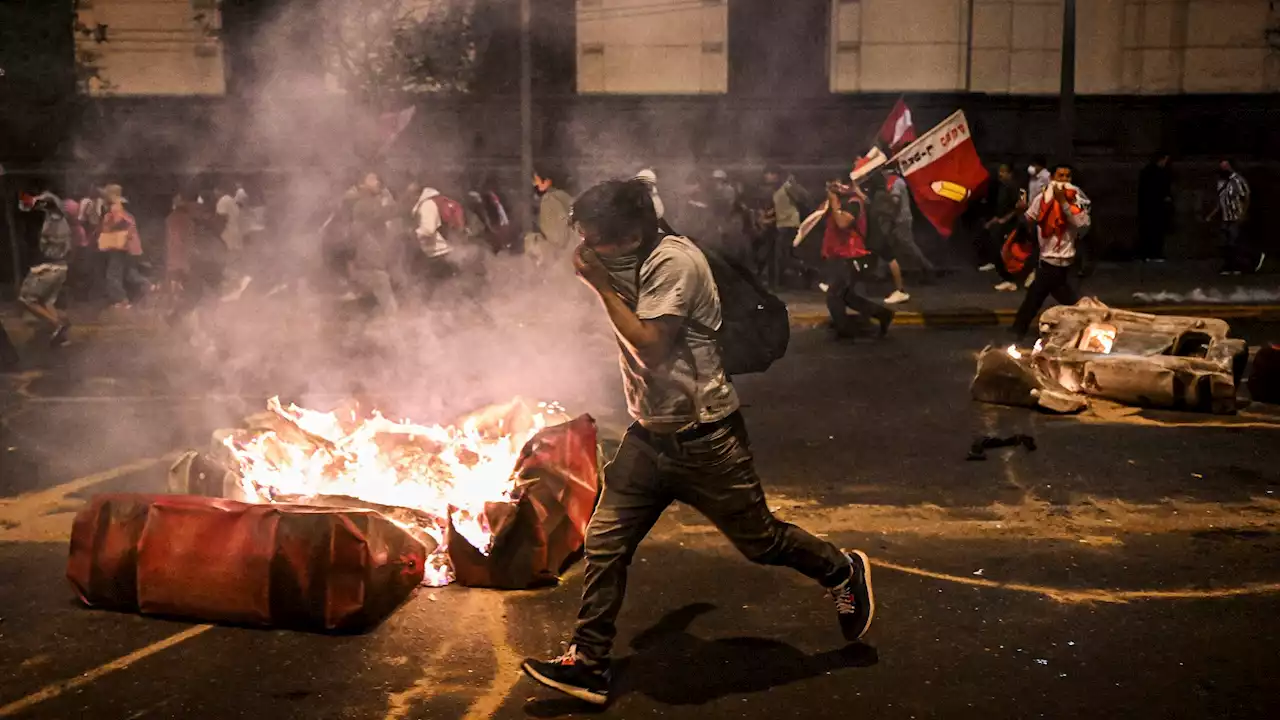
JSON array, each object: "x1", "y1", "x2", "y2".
[
  {"x1": 826, "y1": 0, "x2": 1280, "y2": 95},
  {"x1": 75, "y1": 0, "x2": 225, "y2": 96},
  {"x1": 576, "y1": 0, "x2": 728, "y2": 94}
]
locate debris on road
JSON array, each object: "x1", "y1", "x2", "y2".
[
  {"x1": 974, "y1": 300, "x2": 1248, "y2": 415},
  {"x1": 966, "y1": 434, "x2": 1036, "y2": 461}
]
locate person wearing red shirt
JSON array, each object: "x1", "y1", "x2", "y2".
[{"x1": 821, "y1": 180, "x2": 894, "y2": 338}]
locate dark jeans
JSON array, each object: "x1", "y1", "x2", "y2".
[
  {"x1": 1220, "y1": 221, "x2": 1255, "y2": 272},
  {"x1": 823, "y1": 258, "x2": 890, "y2": 335},
  {"x1": 1137, "y1": 212, "x2": 1168, "y2": 260},
  {"x1": 572, "y1": 412, "x2": 850, "y2": 663},
  {"x1": 1012, "y1": 262, "x2": 1080, "y2": 338},
  {"x1": 104, "y1": 252, "x2": 149, "y2": 305},
  {"x1": 771, "y1": 227, "x2": 812, "y2": 289}
]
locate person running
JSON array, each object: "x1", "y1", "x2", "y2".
[
  {"x1": 820, "y1": 179, "x2": 893, "y2": 338},
  {"x1": 17, "y1": 192, "x2": 73, "y2": 346},
  {"x1": 868, "y1": 173, "x2": 911, "y2": 303},
  {"x1": 1011, "y1": 164, "x2": 1092, "y2": 339},
  {"x1": 520, "y1": 178, "x2": 875, "y2": 706},
  {"x1": 882, "y1": 169, "x2": 936, "y2": 302}
]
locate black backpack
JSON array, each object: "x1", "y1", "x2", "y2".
[{"x1": 638, "y1": 234, "x2": 790, "y2": 376}]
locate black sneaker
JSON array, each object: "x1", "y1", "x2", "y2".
[
  {"x1": 829, "y1": 550, "x2": 875, "y2": 642},
  {"x1": 522, "y1": 644, "x2": 611, "y2": 706}
]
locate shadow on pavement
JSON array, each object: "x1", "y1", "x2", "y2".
[{"x1": 524, "y1": 602, "x2": 878, "y2": 716}]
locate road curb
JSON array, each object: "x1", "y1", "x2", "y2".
[
  {"x1": 4, "y1": 304, "x2": 1279, "y2": 338},
  {"x1": 790, "y1": 304, "x2": 1280, "y2": 329}
]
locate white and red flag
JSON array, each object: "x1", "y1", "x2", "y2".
[
  {"x1": 877, "y1": 98, "x2": 917, "y2": 153},
  {"x1": 894, "y1": 109, "x2": 989, "y2": 238}
]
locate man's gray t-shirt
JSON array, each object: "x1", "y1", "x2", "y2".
[{"x1": 601, "y1": 236, "x2": 740, "y2": 427}]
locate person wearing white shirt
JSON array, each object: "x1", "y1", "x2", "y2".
[{"x1": 1011, "y1": 164, "x2": 1092, "y2": 338}]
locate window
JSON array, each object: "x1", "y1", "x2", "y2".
[{"x1": 577, "y1": 0, "x2": 728, "y2": 94}]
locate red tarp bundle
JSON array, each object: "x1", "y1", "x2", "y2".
[
  {"x1": 448, "y1": 414, "x2": 601, "y2": 589},
  {"x1": 67, "y1": 494, "x2": 426, "y2": 632}
]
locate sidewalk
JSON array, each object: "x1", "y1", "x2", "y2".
[
  {"x1": 784, "y1": 259, "x2": 1280, "y2": 328},
  {"x1": 2, "y1": 261, "x2": 1279, "y2": 339}
]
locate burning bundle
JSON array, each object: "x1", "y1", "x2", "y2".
[
  {"x1": 69, "y1": 398, "x2": 599, "y2": 632},
  {"x1": 973, "y1": 300, "x2": 1248, "y2": 414},
  {"x1": 187, "y1": 396, "x2": 601, "y2": 587}
]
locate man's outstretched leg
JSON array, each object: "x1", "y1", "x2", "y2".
[
  {"x1": 669, "y1": 412, "x2": 874, "y2": 642},
  {"x1": 522, "y1": 425, "x2": 672, "y2": 705}
]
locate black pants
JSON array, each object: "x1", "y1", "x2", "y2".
[
  {"x1": 1012, "y1": 262, "x2": 1079, "y2": 338},
  {"x1": 772, "y1": 227, "x2": 811, "y2": 289},
  {"x1": 823, "y1": 258, "x2": 889, "y2": 335},
  {"x1": 1220, "y1": 222, "x2": 1255, "y2": 272},
  {"x1": 572, "y1": 412, "x2": 850, "y2": 663},
  {"x1": 1137, "y1": 213, "x2": 1168, "y2": 260}
]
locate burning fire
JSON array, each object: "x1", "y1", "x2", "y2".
[
  {"x1": 223, "y1": 397, "x2": 565, "y2": 586},
  {"x1": 1079, "y1": 324, "x2": 1117, "y2": 354},
  {"x1": 1006, "y1": 344, "x2": 1023, "y2": 360}
]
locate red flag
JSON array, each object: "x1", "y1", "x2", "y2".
[
  {"x1": 877, "y1": 98, "x2": 917, "y2": 153},
  {"x1": 896, "y1": 110, "x2": 989, "y2": 238}
]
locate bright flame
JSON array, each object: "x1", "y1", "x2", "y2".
[
  {"x1": 223, "y1": 397, "x2": 565, "y2": 586},
  {"x1": 1006, "y1": 344, "x2": 1023, "y2": 360},
  {"x1": 1079, "y1": 325, "x2": 1117, "y2": 354}
]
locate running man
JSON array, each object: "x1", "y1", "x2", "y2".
[{"x1": 520, "y1": 178, "x2": 875, "y2": 706}]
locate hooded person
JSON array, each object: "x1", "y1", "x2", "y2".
[
  {"x1": 633, "y1": 168, "x2": 672, "y2": 234},
  {"x1": 411, "y1": 186, "x2": 454, "y2": 261}
]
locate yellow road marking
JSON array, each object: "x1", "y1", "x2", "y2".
[
  {"x1": 462, "y1": 596, "x2": 522, "y2": 720},
  {"x1": 874, "y1": 559, "x2": 1280, "y2": 605},
  {"x1": 0, "y1": 454, "x2": 177, "y2": 542},
  {"x1": 0, "y1": 624, "x2": 214, "y2": 717},
  {"x1": 384, "y1": 637, "x2": 460, "y2": 720}
]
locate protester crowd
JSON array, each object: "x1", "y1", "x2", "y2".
[{"x1": 0, "y1": 146, "x2": 1265, "y2": 371}]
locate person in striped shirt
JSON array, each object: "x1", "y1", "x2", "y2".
[{"x1": 1207, "y1": 160, "x2": 1262, "y2": 275}]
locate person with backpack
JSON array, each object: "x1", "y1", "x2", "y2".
[
  {"x1": 410, "y1": 184, "x2": 462, "y2": 291},
  {"x1": 519, "y1": 178, "x2": 875, "y2": 707}
]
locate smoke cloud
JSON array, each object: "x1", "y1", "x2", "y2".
[{"x1": 71, "y1": 0, "x2": 627, "y2": 453}]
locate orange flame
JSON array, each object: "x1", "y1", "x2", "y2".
[
  {"x1": 223, "y1": 397, "x2": 564, "y2": 586},
  {"x1": 1079, "y1": 324, "x2": 1117, "y2": 354}
]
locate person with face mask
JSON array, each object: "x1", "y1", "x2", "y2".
[
  {"x1": 1025, "y1": 156, "x2": 1051, "y2": 207},
  {"x1": 1011, "y1": 164, "x2": 1092, "y2": 338},
  {"x1": 519, "y1": 178, "x2": 876, "y2": 707}
]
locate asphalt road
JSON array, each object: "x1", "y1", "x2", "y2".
[{"x1": 2, "y1": 317, "x2": 1279, "y2": 720}]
